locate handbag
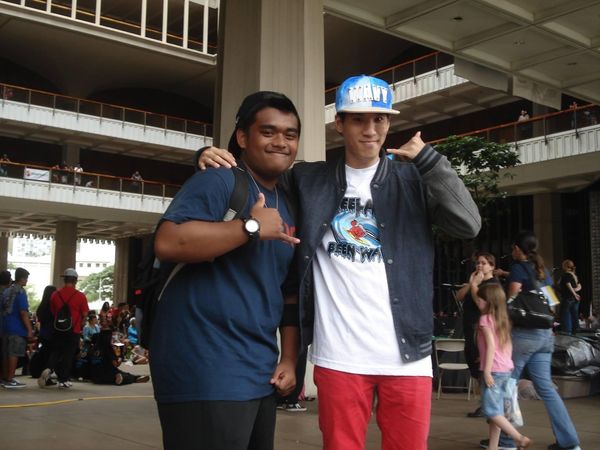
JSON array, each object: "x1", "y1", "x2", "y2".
[{"x1": 507, "y1": 262, "x2": 554, "y2": 329}]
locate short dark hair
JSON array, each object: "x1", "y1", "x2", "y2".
[
  {"x1": 63, "y1": 276, "x2": 77, "y2": 284},
  {"x1": 14, "y1": 267, "x2": 30, "y2": 282},
  {"x1": 228, "y1": 91, "x2": 301, "y2": 158},
  {"x1": 0, "y1": 270, "x2": 11, "y2": 285}
]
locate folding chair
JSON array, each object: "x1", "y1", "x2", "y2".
[{"x1": 434, "y1": 338, "x2": 473, "y2": 400}]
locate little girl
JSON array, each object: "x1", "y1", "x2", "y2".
[{"x1": 475, "y1": 284, "x2": 532, "y2": 450}]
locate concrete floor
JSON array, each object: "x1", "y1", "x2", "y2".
[{"x1": 1, "y1": 365, "x2": 599, "y2": 449}]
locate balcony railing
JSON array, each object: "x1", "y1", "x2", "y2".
[
  {"x1": 428, "y1": 104, "x2": 600, "y2": 148},
  {"x1": 0, "y1": 0, "x2": 219, "y2": 55},
  {"x1": 324, "y1": 52, "x2": 454, "y2": 105},
  {"x1": 0, "y1": 160, "x2": 180, "y2": 198},
  {"x1": 1, "y1": 83, "x2": 213, "y2": 137}
]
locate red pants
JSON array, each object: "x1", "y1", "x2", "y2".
[{"x1": 314, "y1": 366, "x2": 431, "y2": 450}]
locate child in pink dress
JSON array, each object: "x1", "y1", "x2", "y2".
[{"x1": 476, "y1": 284, "x2": 532, "y2": 450}]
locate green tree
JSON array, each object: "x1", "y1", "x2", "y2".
[
  {"x1": 434, "y1": 135, "x2": 519, "y2": 210},
  {"x1": 25, "y1": 284, "x2": 40, "y2": 311},
  {"x1": 79, "y1": 265, "x2": 114, "y2": 302}
]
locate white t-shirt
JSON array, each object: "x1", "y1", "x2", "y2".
[{"x1": 309, "y1": 162, "x2": 431, "y2": 376}]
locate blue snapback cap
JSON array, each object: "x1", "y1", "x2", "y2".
[{"x1": 335, "y1": 75, "x2": 399, "y2": 115}]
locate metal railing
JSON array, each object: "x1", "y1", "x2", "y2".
[
  {"x1": 1, "y1": 0, "x2": 219, "y2": 55},
  {"x1": 0, "y1": 160, "x2": 180, "y2": 198},
  {"x1": 1, "y1": 83, "x2": 213, "y2": 137},
  {"x1": 428, "y1": 103, "x2": 600, "y2": 147},
  {"x1": 324, "y1": 52, "x2": 453, "y2": 104}
]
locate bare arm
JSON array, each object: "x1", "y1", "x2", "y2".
[
  {"x1": 470, "y1": 272, "x2": 486, "y2": 311},
  {"x1": 270, "y1": 294, "x2": 299, "y2": 396},
  {"x1": 456, "y1": 283, "x2": 470, "y2": 302},
  {"x1": 20, "y1": 310, "x2": 33, "y2": 338},
  {"x1": 481, "y1": 325, "x2": 496, "y2": 388},
  {"x1": 155, "y1": 218, "x2": 249, "y2": 263},
  {"x1": 155, "y1": 193, "x2": 299, "y2": 263},
  {"x1": 567, "y1": 280, "x2": 581, "y2": 300},
  {"x1": 508, "y1": 281, "x2": 522, "y2": 297}
]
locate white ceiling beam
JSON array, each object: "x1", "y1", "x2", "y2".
[
  {"x1": 384, "y1": 0, "x2": 458, "y2": 29},
  {"x1": 323, "y1": 0, "x2": 386, "y2": 28},
  {"x1": 474, "y1": 0, "x2": 533, "y2": 23},
  {"x1": 562, "y1": 71, "x2": 600, "y2": 89},
  {"x1": 533, "y1": 0, "x2": 600, "y2": 24},
  {"x1": 453, "y1": 22, "x2": 523, "y2": 51},
  {"x1": 510, "y1": 46, "x2": 582, "y2": 71},
  {"x1": 540, "y1": 22, "x2": 592, "y2": 48}
]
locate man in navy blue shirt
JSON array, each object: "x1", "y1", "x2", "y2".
[{"x1": 150, "y1": 91, "x2": 301, "y2": 450}]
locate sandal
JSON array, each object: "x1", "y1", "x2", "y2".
[{"x1": 518, "y1": 436, "x2": 532, "y2": 449}]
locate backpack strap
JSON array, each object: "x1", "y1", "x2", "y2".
[
  {"x1": 223, "y1": 164, "x2": 249, "y2": 221},
  {"x1": 56, "y1": 291, "x2": 76, "y2": 306}
]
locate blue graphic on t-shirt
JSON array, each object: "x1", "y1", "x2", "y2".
[{"x1": 327, "y1": 196, "x2": 382, "y2": 263}]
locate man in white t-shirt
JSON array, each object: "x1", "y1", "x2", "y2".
[{"x1": 198, "y1": 75, "x2": 481, "y2": 450}]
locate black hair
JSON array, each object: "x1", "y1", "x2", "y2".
[
  {"x1": 0, "y1": 270, "x2": 11, "y2": 286},
  {"x1": 228, "y1": 91, "x2": 301, "y2": 158},
  {"x1": 14, "y1": 267, "x2": 30, "y2": 282},
  {"x1": 514, "y1": 231, "x2": 546, "y2": 280},
  {"x1": 36, "y1": 285, "x2": 57, "y2": 326},
  {"x1": 63, "y1": 276, "x2": 78, "y2": 284}
]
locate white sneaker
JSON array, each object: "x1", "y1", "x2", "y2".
[{"x1": 58, "y1": 382, "x2": 71, "y2": 389}]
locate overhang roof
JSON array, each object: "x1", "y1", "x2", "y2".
[{"x1": 326, "y1": 0, "x2": 600, "y2": 105}]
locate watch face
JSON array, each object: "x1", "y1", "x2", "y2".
[{"x1": 245, "y1": 219, "x2": 260, "y2": 233}]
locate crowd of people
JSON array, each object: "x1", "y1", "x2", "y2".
[
  {"x1": 0, "y1": 267, "x2": 149, "y2": 391},
  {"x1": 454, "y1": 233, "x2": 592, "y2": 450}
]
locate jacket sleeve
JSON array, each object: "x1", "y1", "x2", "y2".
[{"x1": 412, "y1": 144, "x2": 481, "y2": 239}]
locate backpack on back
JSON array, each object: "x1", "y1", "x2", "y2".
[
  {"x1": 54, "y1": 292, "x2": 74, "y2": 332},
  {"x1": 133, "y1": 166, "x2": 249, "y2": 350}
]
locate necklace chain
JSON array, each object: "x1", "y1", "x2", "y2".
[{"x1": 246, "y1": 170, "x2": 278, "y2": 210}]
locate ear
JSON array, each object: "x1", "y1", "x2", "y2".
[
  {"x1": 236, "y1": 128, "x2": 247, "y2": 151},
  {"x1": 334, "y1": 115, "x2": 344, "y2": 134}
]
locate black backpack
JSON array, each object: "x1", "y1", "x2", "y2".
[
  {"x1": 133, "y1": 166, "x2": 249, "y2": 349},
  {"x1": 54, "y1": 292, "x2": 74, "y2": 332}
]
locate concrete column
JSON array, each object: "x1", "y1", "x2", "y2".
[
  {"x1": 0, "y1": 235, "x2": 8, "y2": 269},
  {"x1": 533, "y1": 193, "x2": 562, "y2": 271},
  {"x1": 62, "y1": 143, "x2": 80, "y2": 166},
  {"x1": 589, "y1": 191, "x2": 600, "y2": 314},
  {"x1": 215, "y1": 0, "x2": 325, "y2": 162},
  {"x1": 532, "y1": 103, "x2": 551, "y2": 137},
  {"x1": 52, "y1": 221, "x2": 78, "y2": 287},
  {"x1": 114, "y1": 238, "x2": 130, "y2": 304}
]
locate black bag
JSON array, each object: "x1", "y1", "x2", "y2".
[
  {"x1": 133, "y1": 165, "x2": 249, "y2": 350},
  {"x1": 507, "y1": 262, "x2": 554, "y2": 329},
  {"x1": 507, "y1": 291, "x2": 554, "y2": 329},
  {"x1": 54, "y1": 292, "x2": 74, "y2": 332}
]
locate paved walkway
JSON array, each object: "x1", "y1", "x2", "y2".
[{"x1": 1, "y1": 365, "x2": 599, "y2": 449}]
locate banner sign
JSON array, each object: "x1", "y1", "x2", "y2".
[{"x1": 24, "y1": 167, "x2": 50, "y2": 182}]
